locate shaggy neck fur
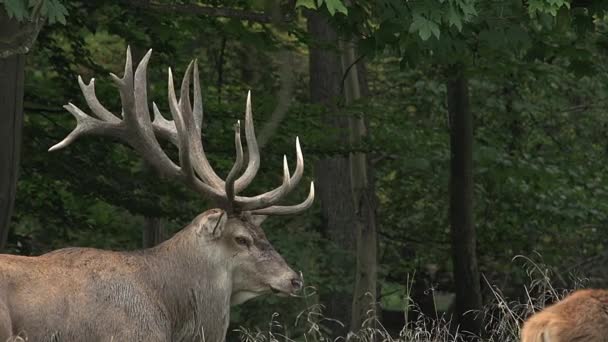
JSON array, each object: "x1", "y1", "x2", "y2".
[{"x1": 141, "y1": 225, "x2": 232, "y2": 342}]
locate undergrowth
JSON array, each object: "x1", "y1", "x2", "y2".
[{"x1": 236, "y1": 257, "x2": 586, "y2": 342}]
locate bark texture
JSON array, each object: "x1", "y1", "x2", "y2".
[
  {"x1": 341, "y1": 42, "x2": 377, "y2": 332},
  {"x1": 307, "y1": 10, "x2": 355, "y2": 331},
  {"x1": 308, "y1": 11, "x2": 377, "y2": 334},
  {"x1": 446, "y1": 65, "x2": 483, "y2": 337},
  {"x1": 142, "y1": 217, "x2": 164, "y2": 248},
  {"x1": 0, "y1": 8, "x2": 31, "y2": 250},
  {"x1": 0, "y1": 54, "x2": 24, "y2": 251}
]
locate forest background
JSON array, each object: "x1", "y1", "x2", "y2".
[{"x1": 2, "y1": 0, "x2": 608, "y2": 341}]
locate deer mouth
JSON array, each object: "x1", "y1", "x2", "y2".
[
  {"x1": 231, "y1": 289, "x2": 268, "y2": 306},
  {"x1": 270, "y1": 286, "x2": 291, "y2": 297}
]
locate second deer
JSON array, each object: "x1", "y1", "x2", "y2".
[{"x1": 521, "y1": 289, "x2": 608, "y2": 342}]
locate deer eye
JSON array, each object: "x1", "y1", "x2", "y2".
[{"x1": 234, "y1": 236, "x2": 251, "y2": 247}]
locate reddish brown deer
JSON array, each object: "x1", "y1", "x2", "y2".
[
  {"x1": 521, "y1": 289, "x2": 608, "y2": 342},
  {"x1": 0, "y1": 47, "x2": 314, "y2": 342}
]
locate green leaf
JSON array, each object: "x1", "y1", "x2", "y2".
[
  {"x1": 296, "y1": 0, "x2": 316, "y2": 10},
  {"x1": 459, "y1": 0, "x2": 477, "y2": 18},
  {"x1": 409, "y1": 14, "x2": 440, "y2": 41},
  {"x1": 3, "y1": 0, "x2": 28, "y2": 21},
  {"x1": 325, "y1": 0, "x2": 347, "y2": 16},
  {"x1": 45, "y1": 0, "x2": 68, "y2": 25},
  {"x1": 38, "y1": 0, "x2": 68, "y2": 25},
  {"x1": 447, "y1": 5, "x2": 462, "y2": 31},
  {"x1": 528, "y1": 0, "x2": 570, "y2": 17}
]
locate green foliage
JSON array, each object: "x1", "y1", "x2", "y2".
[
  {"x1": 1, "y1": 0, "x2": 28, "y2": 20},
  {"x1": 527, "y1": 0, "x2": 570, "y2": 17},
  {"x1": 409, "y1": 14, "x2": 441, "y2": 41},
  {"x1": 322, "y1": 0, "x2": 348, "y2": 16},
  {"x1": 40, "y1": 0, "x2": 67, "y2": 24},
  {"x1": 8, "y1": 0, "x2": 608, "y2": 339},
  {"x1": 296, "y1": 0, "x2": 348, "y2": 16},
  {"x1": 1, "y1": 0, "x2": 67, "y2": 24}
]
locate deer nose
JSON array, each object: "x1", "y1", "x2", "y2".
[{"x1": 290, "y1": 277, "x2": 303, "y2": 291}]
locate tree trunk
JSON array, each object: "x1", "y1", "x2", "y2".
[
  {"x1": 0, "y1": 7, "x2": 39, "y2": 250},
  {"x1": 341, "y1": 41, "x2": 377, "y2": 333},
  {"x1": 142, "y1": 217, "x2": 164, "y2": 248},
  {"x1": 0, "y1": 54, "x2": 24, "y2": 251},
  {"x1": 307, "y1": 9, "x2": 355, "y2": 333},
  {"x1": 446, "y1": 65, "x2": 483, "y2": 337}
]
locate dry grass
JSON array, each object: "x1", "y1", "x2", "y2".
[{"x1": 236, "y1": 257, "x2": 584, "y2": 342}]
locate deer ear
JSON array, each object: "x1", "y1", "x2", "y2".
[
  {"x1": 197, "y1": 209, "x2": 227, "y2": 238},
  {"x1": 250, "y1": 214, "x2": 267, "y2": 226}
]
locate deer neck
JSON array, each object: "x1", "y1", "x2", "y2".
[{"x1": 143, "y1": 230, "x2": 232, "y2": 341}]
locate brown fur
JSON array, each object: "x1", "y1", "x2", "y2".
[
  {"x1": 521, "y1": 289, "x2": 608, "y2": 342},
  {"x1": 0, "y1": 209, "x2": 300, "y2": 341}
]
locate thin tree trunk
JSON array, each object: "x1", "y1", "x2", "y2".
[
  {"x1": 142, "y1": 217, "x2": 164, "y2": 248},
  {"x1": 0, "y1": 7, "x2": 40, "y2": 250},
  {"x1": 356, "y1": 57, "x2": 370, "y2": 97},
  {"x1": 307, "y1": 9, "x2": 355, "y2": 333},
  {"x1": 341, "y1": 41, "x2": 377, "y2": 333},
  {"x1": 216, "y1": 36, "x2": 227, "y2": 105},
  {"x1": 446, "y1": 65, "x2": 483, "y2": 337},
  {"x1": 0, "y1": 54, "x2": 24, "y2": 251}
]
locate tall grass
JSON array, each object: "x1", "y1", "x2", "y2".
[{"x1": 236, "y1": 257, "x2": 585, "y2": 342}]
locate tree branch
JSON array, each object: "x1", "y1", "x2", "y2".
[
  {"x1": 258, "y1": 50, "x2": 296, "y2": 149},
  {"x1": 0, "y1": 5, "x2": 45, "y2": 58},
  {"x1": 126, "y1": 0, "x2": 272, "y2": 23}
]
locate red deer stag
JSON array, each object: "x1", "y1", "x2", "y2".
[
  {"x1": 521, "y1": 289, "x2": 608, "y2": 342},
  {"x1": 0, "y1": 47, "x2": 314, "y2": 342}
]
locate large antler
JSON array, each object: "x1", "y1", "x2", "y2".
[{"x1": 50, "y1": 47, "x2": 314, "y2": 215}]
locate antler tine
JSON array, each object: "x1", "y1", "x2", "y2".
[
  {"x1": 233, "y1": 136, "x2": 304, "y2": 211},
  {"x1": 169, "y1": 67, "x2": 194, "y2": 180},
  {"x1": 51, "y1": 46, "x2": 314, "y2": 216},
  {"x1": 52, "y1": 48, "x2": 183, "y2": 180},
  {"x1": 77, "y1": 76, "x2": 120, "y2": 124},
  {"x1": 152, "y1": 102, "x2": 178, "y2": 144},
  {"x1": 234, "y1": 91, "x2": 260, "y2": 193},
  {"x1": 178, "y1": 61, "x2": 193, "y2": 114},
  {"x1": 125, "y1": 49, "x2": 184, "y2": 178},
  {"x1": 234, "y1": 155, "x2": 292, "y2": 211},
  {"x1": 168, "y1": 67, "x2": 224, "y2": 202},
  {"x1": 192, "y1": 62, "x2": 203, "y2": 131},
  {"x1": 150, "y1": 86, "x2": 305, "y2": 212},
  {"x1": 250, "y1": 182, "x2": 315, "y2": 216},
  {"x1": 109, "y1": 46, "x2": 135, "y2": 118},
  {"x1": 148, "y1": 62, "x2": 223, "y2": 190},
  {"x1": 132, "y1": 49, "x2": 153, "y2": 126},
  {"x1": 285, "y1": 136, "x2": 304, "y2": 191},
  {"x1": 225, "y1": 121, "x2": 245, "y2": 207},
  {"x1": 179, "y1": 60, "x2": 224, "y2": 189},
  {"x1": 48, "y1": 103, "x2": 124, "y2": 152}
]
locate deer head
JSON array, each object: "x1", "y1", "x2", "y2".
[{"x1": 49, "y1": 47, "x2": 314, "y2": 305}]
